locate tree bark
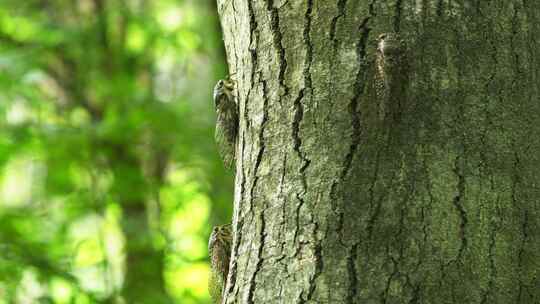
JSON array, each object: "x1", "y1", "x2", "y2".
[{"x1": 217, "y1": 0, "x2": 540, "y2": 303}]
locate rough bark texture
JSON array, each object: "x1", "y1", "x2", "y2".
[{"x1": 217, "y1": 0, "x2": 540, "y2": 303}]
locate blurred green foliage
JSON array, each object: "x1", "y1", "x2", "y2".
[{"x1": 0, "y1": 0, "x2": 232, "y2": 303}]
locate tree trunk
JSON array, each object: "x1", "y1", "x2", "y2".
[
  {"x1": 111, "y1": 144, "x2": 173, "y2": 303},
  {"x1": 217, "y1": 0, "x2": 540, "y2": 303}
]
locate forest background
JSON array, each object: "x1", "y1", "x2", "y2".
[{"x1": 0, "y1": 0, "x2": 232, "y2": 303}]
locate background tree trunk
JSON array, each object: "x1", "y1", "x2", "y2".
[{"x1": 217, "y1": 0, "x2": 540, "y2": 303}]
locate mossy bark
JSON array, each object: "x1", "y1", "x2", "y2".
[{"x1": 217, "y1": 0, "x2": 540, "y2": 303}]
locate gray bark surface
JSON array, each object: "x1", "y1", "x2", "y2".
[{"x1": 217, "y1": 0, "x2": 540, "y2": 303}]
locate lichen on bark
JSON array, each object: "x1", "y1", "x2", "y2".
[{"x1": 216, "y1": 0, "x2": 540, "y2": 303}]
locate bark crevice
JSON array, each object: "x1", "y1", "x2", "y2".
[
  {"x1": 451, "y1": 155, "x2": 468, "y2": 264},
  {"x1": 381, "y1": 256, "x2": 399, "y2": 304},
  {"x1": 265, "y1": 0, "x2": 289, "y2": 97},
  {"x1": 247, "y1": 207, "x2": 267, "y2": 304},
  {"x1": 294, "y1": 0, "x2": 314, "y2": 187},
  {"x1": 346, "y1": 244, "x2": 359, "y2": 304},
  {"x1": 341, "y1": 15, "x2": 371, "y2": 179},
  {"x1": 393, "y1": 0, "x2": 403, "y2": 32},
  {"x1": 330, "y1": 0, "x2": 348, "y2": 47},
  {"x1": 480, "y1": 225, "x2": 498, "y2": 304}
]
